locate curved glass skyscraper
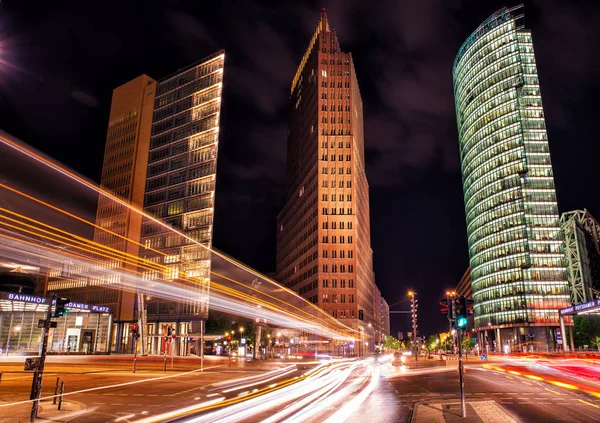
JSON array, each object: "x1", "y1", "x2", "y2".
[{"x1": 453, "y1": 6, "x2": 570, "y2": 347}]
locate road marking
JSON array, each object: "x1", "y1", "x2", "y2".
[
  {"x1": 544, "y1": 388, "x2": 563, "y2": 395},
  {"x1": 115, "y1": 414, "x2": 136, "y2": 422},
  {"x1": 550, "y1": 381, "x2": 579, "y2": 390},
  {"x1": 579, "y1": 399, "x2": 600, "y2": 409},
  {"x1": 522, "y1": 381, "x2": 533, "y2": 386},
  {"x1": 206, "y1": 393, "x2": 220, "y2": 398}
]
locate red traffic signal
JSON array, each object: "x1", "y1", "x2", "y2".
[
  {"x1": 131, "y1": 324, "x2": 138, "y2": 332},
  {"x1": 439, "y1": 299, "x2": 449, "y2": 315}
]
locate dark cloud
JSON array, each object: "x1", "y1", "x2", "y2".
[
  {"x1": 71, "y1": 90, "x2": 98, "y2": 107},
  {"x1": 0, "y1": 0, "x2": 599, "y2": 336}
]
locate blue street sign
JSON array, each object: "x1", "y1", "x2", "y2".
[{"x1": 480, "y1": 353, "x2": 487, "y2": 361}]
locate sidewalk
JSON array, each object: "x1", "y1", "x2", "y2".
[{"x1": 412, "y1": 400, "x2": 518, "y2": 423}]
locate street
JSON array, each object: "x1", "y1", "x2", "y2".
[
  {"x1": 2, "y1": 354, "x2": 600, "y2": 422},
  {"x1": 0, "y1": 355, "x2": 294, "y2": 422}
]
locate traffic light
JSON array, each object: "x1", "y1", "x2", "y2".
[
  {"x1": 440, "y1": 299, "x2": 448, "y2": 315},
  {"x1": 453, "y1": 296, "x2": 468, "y2": 330},
  {"x1": 358, "y1": 309, "x2": 364, "y2": 320},
  {"x1": 130, "y1": 324, "x2": 139, "y2": 338},
  {"x1": 466, "y1": 298, "x2": 474, "y2": 315},
  {"x1": 54, "y1": 297, "x2": 70, "y2": 317},
  {"x1": 440, "y1": 298, "x2": 452, "y2": 320}
]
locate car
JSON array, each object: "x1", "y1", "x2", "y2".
[{"x1": 392, "y1": 352, "x2": 405, "y2": 366}]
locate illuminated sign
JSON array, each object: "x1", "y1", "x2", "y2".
[
  {"x1": 559, "y1": 299, "x2": 600, "y2": 316},
  {"x1": 4, "y1": 293, "x2": 47, "y2": 304},
  {"x1": 1, "y1": 291, "x2": 111, "y2": 314}
]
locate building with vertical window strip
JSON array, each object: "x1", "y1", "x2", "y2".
[
  {"x1": 139, "y1": 51, "x2": 224, "y2": 355},
  {"x1": 276, "y1": 10, "x2": 388, "y2": 353},
  {"x1": 453, "y1": 5, "x2": 571, "y2": 351},
  {"x1": 47, "y1": 52, "x2": 224, "y2": 355}
]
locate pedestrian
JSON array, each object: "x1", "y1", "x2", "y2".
[{"x1": 67, "y1": 344, "x2": 71, "y2": 355}]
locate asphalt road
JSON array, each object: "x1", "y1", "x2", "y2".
[
  {"x1": 384, "y1": 358, "x2": 600, "y2": 422},
  {"x1": 0, "y1": 355, "x2": 292, "y2": 423},
  {"x1": 3, "y1": 355, "x2": 600, "y2": 422}
]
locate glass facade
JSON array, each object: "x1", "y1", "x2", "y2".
[
  {"x1": 141, "y1": 52, "x2": 224, "y2": 321},
  {"x1": 453, "y1": 6, "x2": 570, "y2": 330}
]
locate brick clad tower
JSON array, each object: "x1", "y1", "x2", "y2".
[{"x1": 276, "y1": 10, "x2": 383, "y2": 350}]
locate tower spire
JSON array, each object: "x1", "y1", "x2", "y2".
[{"x1": 320, "y1": 8, "x2": 330, "y2": 32}]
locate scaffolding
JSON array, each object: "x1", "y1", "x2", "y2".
[{"x1": 560, "y1": 209, "x2": 600, "y2": 304}]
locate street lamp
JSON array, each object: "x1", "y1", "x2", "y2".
[{"x1": 409, "y1": 291, "x2": 418, "y2": 360}]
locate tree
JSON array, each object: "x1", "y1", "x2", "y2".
[
  {"x1": 574, "y1": 316, "x2": 600, "y2": 349},
  {"x1": 383, "y1": 335, "x2": 401, "y2": 351},
  {"x1": 462, "y1": 334, "x2": 475, "y2": 359},
  {"x1": 424, "y1": 335, "x2": 440, "y2": 359}
]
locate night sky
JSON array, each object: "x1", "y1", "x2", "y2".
[{"x1": 0, "y1": 0, "x2": 598, "y2": 337}]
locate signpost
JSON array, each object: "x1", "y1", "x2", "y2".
[{"x1": 30, "y1": 295, "x2": 69, "y2": 420}]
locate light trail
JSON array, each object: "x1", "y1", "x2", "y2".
[
  {"x1": 481, "y1": 358, "x2": 600, "y2": 401},
  {"x1": 154, "y1": 360, "x2": 375, "y2": 423},
  {"x1": 0, "y1": 130, "x2": 357, "y2": 336},
  {"x1": 0, "y1": 131, "x2": 357, "y2": 340},
  {"x1": 0, "y1": 365, "x2": 224, "y2": 408},
  {"x1": 0, "y1": 233, "x2": 350, "y2": 338}
]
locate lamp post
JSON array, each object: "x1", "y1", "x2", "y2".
[
  {"x1": 409, "y1": 291, "x2": 418, "y2": 361},
  {"x1": 446, "y1": 291, "x2": 457, "y2": 356},
  {"x1": 277, "y1": 332, "x2": 282, "y2": 358},
  {"x1": 359, "y1": 327, "x2": 364, "y2": 358},
  {"x1": 239, "y1": 327, "x2": 245, "y2": 357}
]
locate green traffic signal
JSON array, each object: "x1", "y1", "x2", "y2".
[
  {"x1": 456, "y1": 316, "x2": 468, "y2": 329},
  {"x1": 54, "y1": 297, "x2": 70, "y2": 317}
]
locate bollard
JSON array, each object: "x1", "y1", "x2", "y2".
[
  {"x1": 0, "y1": 371, "x2": 2, "y2": 383},
  {"x1": 29, "y1": 369, "x2": 39, "y2": 420},
  {"x1": 53, "y1": 377, "x2": 60, "y2": 405},
  {"x1": 57, "y1": 381, "x2": 65, "y2": 411},
  {"x1": 163, "y1": 353, "x2": 167, "y2": 372}
]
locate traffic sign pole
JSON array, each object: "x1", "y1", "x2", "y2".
[
  {"x1": 30, "y1": 295, "x2": 57, "y2": 420},
  {"x1": 457, "y1": 327, "x2": 466, "y2": 418}
]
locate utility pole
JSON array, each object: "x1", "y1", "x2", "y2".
[{"x1": 409, "y1": 291, "x2": 418, "y2": 361}]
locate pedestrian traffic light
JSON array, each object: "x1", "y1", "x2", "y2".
[
  {"x1": 358, "y1": 309, "x2": 364, "y2": 320},
  {"x1": 54, "y1": 297, "x2": 70, "y2": 317}
]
